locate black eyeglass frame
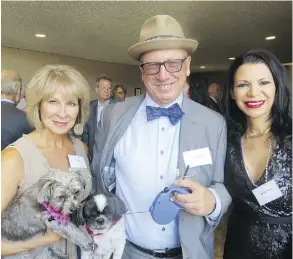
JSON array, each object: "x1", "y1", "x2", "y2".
[{"x1": 140, "y1": 57, "x2": 188, "y2": 75}]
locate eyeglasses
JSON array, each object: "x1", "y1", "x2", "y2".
[{"x1": 140, "y1": 57, "x2": 188, "y2": 75}]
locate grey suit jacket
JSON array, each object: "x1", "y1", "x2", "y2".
[
  {"x1": 1, "y1": 101, "x2": 34, "y2": 150},
  {"x1": 91, "y1": 95, "x2": 231, "y2": 259},
  {"x1": 82, "y1": 98, "x2": 117, "y2": 160}
]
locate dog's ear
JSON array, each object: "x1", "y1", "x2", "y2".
[
  {"x1": 37, "y1": 176, "x2": 57, "y2": 204},
  {"x1": 71, "y1": 170, "x2": 86, "y2": 190},
  {"x1": 71, "y1": 196, "x2": 98, "y2": 226},
  {"x1": 71, "y1": 203, "x2": 86, "y2": 226},
  {"x1": 106, "y1": 193, "x2": 127, "y2": 221}
]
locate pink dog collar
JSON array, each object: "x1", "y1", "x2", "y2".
[{"x1": 41, "y1": 202, "x2": 70, "y2": 225}]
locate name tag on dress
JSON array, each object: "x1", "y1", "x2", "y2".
[
  {"x1": 252, "y1": 180, "x2": 283, "y2": 206},
  {"x1": 68, "y1": 155, "x2": 87, "y2": 169},
  {"x1": 183, "y1": 147, "x2": 213, "y2": 167}
]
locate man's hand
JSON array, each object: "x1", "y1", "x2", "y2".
[{"x1": 173, "y1": 179, "x2": 216, "y2": 216}]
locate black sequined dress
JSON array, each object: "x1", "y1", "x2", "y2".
[{"x1": 224, "y1": 136, "x2": 292, "y2": 259}]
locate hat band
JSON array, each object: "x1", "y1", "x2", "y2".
[{"x1": 144, "y1": 35, "x2": 183, "y2": 42}]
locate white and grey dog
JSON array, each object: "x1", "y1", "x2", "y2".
[
  {"x1": 72, "y1": 193, "x2": 127, "y2": 259},
  {"x1": 1, "y1": 170, "x2": 93, "y2": 259}
]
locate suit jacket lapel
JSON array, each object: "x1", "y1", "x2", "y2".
[
  {"x1": 100, "y1": 95, "x2": 145, "y2": 173},
  {"x1": 177, "y1": 98, "x2": 208, "y2": 175}
]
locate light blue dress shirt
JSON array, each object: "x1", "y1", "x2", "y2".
[
  {"x1": 114, "y1": 93, "x2": 221, "y2": 250},
  {"x1": 96, "y1": 99, "x2": 109, "y2": 127}
]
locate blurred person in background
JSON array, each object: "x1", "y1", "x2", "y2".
[
  {"x1": 16, "y1": 84, "x2": 27, "y2": 111},
  {"x1": 208, "y1": 82, "x2": 222, "y2": 113},
  {"x1": 1, "y1": 70, "x2": 33, "y2": 150},
  {"x1": 184, "y1": 73, "x2": 222, "y2": 113},
  {"x1": 82, "y1": 74, "x2": 116, "y2": 160},
  {"x1": 112, "y1": 84, "x2": 127, "y2": 102}
]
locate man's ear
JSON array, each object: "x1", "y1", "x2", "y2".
[
  {"x1": 71, "y1": 202, "x2": 86, "y2": 226},
  {"x1": 16, "y1": 87, "x2": 21, "y2": 96},
  {"x1": 15, "y1": 87, "x2": 21, "y2": 101},
  {"x1": 139, "y1": 66, "x2": 144, "y2": 82},
  {"x1": 185, "y1": 56, "x2": 191, "y2": 77}
]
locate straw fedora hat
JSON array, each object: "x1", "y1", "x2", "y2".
[{"x1": 128, "y1": 15, "x2": 198, "y2": 60}]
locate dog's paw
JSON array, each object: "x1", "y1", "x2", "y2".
[
  {"x1": 79, "y1": 240, "x2": 94, "y2": 251},
  {"x1": 74, "y1": 231, "x2": 95, "y2": 251},
  {"x1": 76, "y1": 234, "x2": 95, "y2": 251},
  {"x1": 48, "y1": 246, "x2": 69, "y2": 258},
  {"x1": 41, "y1": 212, "x2": 52, "y2": 222},
  {"x1": 45, "y1": 218, "x2": 59, "y2": 230}
]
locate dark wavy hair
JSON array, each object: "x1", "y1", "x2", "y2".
[
  {"x1": 222, "y1": 49, "x2": 292, "y2": 149},
  {"x1": 187, "y1": 73, "x2": 210, "y2": 106}
]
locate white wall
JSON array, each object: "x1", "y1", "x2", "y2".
[{"x1": 1, "y1": 47, "x2": 145, "y2": 100}]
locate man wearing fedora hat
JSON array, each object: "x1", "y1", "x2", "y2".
[{"x1": 91, "y1": 15, "x2": 231, "y2": 259}]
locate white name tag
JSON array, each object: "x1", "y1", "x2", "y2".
[
  {"x1": 68, "y1": 155, "x2": 87, "y2": 169},
  {"x1": 183, "y1": 147, "x2": 213, "y2": 167},
  {"x1": 252, "y1": 180, "x2": 283, "y2": 206}
]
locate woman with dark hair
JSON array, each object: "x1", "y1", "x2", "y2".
[
  {"x1": 222, "y1": 50, "x2": 292, "y2": 259},
  {"x1": 185, "y1": 73, "x2": 222, "y2": 113}
]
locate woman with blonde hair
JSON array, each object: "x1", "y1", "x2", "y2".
[{"x1": 1, "y1": 65, "x2": 92, "y2": 258}]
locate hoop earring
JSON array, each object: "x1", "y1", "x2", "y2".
[{"x1": 73, "y1": 114, "x2": 83, "y2": 135}]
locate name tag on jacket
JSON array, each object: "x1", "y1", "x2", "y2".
[{"x1": 183, "y1": 147, "x2": 213, "y2": 167}]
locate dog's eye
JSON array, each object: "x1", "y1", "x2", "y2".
[
  {"x1": 56, "y1": 195, "x2": 64, "y2": 200},
  {"x1": 74, "y1": 190, "x2": 80, "y2": 195}
]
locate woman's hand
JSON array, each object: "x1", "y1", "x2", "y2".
[
  {"x1": 1, "y1": 148, "x2": 61, "y2": 255},
  {"x1": 1, "y1": 229, "x2": 61, "y2": 256},
  {"x1": 42, "y1": 228, "x2": 61, "y2": 245}
]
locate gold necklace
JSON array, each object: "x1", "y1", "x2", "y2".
[{"x1": 245, "y1": 127, "x2": 271, "y2": 139}]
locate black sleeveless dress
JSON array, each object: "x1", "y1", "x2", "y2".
[{"x1": 223, "y1": 136, "x2": 292, "y2": 259}]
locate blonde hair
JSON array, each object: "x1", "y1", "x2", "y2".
[
  {"x1": 1, "y1": 70, "x2": 22, "y2": 95},
  {"x1": 26, "y1": 65, "x2": 90, "y2": 131}
]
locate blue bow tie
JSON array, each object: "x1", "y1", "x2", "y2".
[{"x1": 146, "y1": 103, "x2": 184, "y2": 125}]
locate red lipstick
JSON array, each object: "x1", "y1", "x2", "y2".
[{"x1": 244, "y1": 101, "x2": 265, "y2": 108}]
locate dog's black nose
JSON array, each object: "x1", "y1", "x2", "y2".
[{"x1": 97, "y1": 218, "x2": 105, "y2": 224}]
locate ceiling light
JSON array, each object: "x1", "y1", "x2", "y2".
[
  {"x1": 229, "y1": 57, "x2": 235, "y2": 60},
  {"x1": 200, "y1": 66, "x2": 205, "y2": 69},
  {"x1": 35, "y1": 33, "x2": 46, "y2": 38},
  {"x1": 265, "y1": 36, "x2": 276, "y2": 40}
]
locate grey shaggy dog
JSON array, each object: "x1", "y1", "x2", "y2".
[{"x1": 1, "y1": 170, "x2": 93, "y2": 259}]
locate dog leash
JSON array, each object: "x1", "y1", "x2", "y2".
[
  {"x1": 85, "y1": 225, "x2": 99, "y2": 250},
  {"x1": 126, "y1": 167, "x2": 190, "y2": 215}
]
